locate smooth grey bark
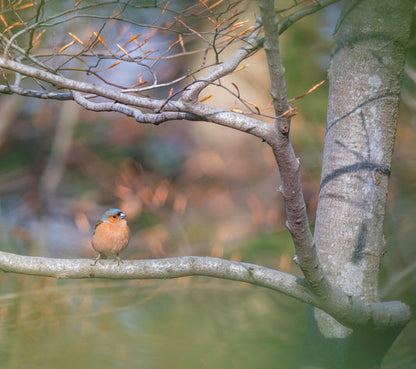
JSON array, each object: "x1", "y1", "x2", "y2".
[{"x1": 305, "y1": 0, "x2": 415, "y2": 367}]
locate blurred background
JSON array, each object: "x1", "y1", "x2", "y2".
[{"x1": 0, "y1": 1, "x2": 415, "y2": 368}]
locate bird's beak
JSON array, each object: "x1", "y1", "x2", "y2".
[{"x1": 119, "y1": 212, "x2": 126, "y2": 219}]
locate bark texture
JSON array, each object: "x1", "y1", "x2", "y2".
[{"x1": 305, "y1": 0, "x2": 415, "y2": 367}]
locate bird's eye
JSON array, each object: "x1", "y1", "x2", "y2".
[{"x1": 112, "y1": 215, "x2": 117, "y2": 219}]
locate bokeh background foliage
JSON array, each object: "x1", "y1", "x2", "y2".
[{"x1": 0, "y1": 0, "x2": 415, "y2": 368}]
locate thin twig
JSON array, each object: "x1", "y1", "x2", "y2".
[
  {"x1": 180, "y1": 20, "x2": 261, "y2": 103},
  {"x1": 279, "y1": 0, "x2": 341, "y2": 34}
]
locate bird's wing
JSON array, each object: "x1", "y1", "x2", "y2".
[{"x1": 93, "y1": 220, "x2": 103, "y2": 235}]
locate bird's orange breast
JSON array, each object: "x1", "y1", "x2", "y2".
[{"x1": 91, "y1": 221, "x2": 130, "y2": 255}]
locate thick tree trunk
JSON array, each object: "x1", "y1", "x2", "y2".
[{"x1": 303, "y1": 0, "x2": 415, "y2": 367}]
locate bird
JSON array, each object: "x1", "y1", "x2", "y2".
[{"x1": 91, "y1": 208, "x2": 130, "y2": 265}]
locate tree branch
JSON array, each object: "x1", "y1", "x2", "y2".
[
  {"x1": 0, "y1": 250, "x2": 313, "y2": 303},
  {"x1": 259, "y1": 1, "x2": 289, "y2": 116},
  {"x1": 71, "y1": 91, "x2": 200, "y2": 124},
  {"x1": 278, "y1": 0, "x2": 341, "y2": 35},
  {"x1": 253, "y1": 0, "x2": 341, "y2": 51},
  {"x1": 180, "y1": 20, "x2": 261, "y2": 104},
  {"x1": 175, "y1": 100, "x2": 274, "y2": 139},
  {"x1": 0, "y1": 251, "x2": 410, "y2": 332},
  {"x1": 0, "y1": 57, "x2": 273, "y2": 140},
  {"x1": 259, "y1": 0, "x2": 330, "y2": 299},
  {"x1": 0, "y1": 84, "x2": 73, "y2": 100},
  {"x1": 0, "y1": 57, "x2": 167, "y2": 110}
]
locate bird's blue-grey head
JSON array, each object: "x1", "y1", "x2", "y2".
[{"x1": 101, "y1": 207, "x2": 126, "y2": 222}]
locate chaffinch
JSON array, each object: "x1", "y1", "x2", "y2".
[{"x1": 91, "y1": 208, "x2": 130, "y2": 265}]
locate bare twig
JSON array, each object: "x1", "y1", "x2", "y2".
[
  {"x1": 279, "y1": 0, "x2": 341, "y2": 35},
  {"x1": 253, "y1": 0, "x2": 341, "y2": 50},
  {"x1": 0, "y1": 33, "x2": 57, "y2": 73},
  {"x1": 180, "y1": 21, "x2": 261, "y2": 104}
]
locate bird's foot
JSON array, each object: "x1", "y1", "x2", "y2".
[{"x1": 91, "y1": 253, "x2": 107, "y2": 266}]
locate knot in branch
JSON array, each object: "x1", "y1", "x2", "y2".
[{"x1": 276, "y1": 117, "x2": 290, "y2": 136}]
